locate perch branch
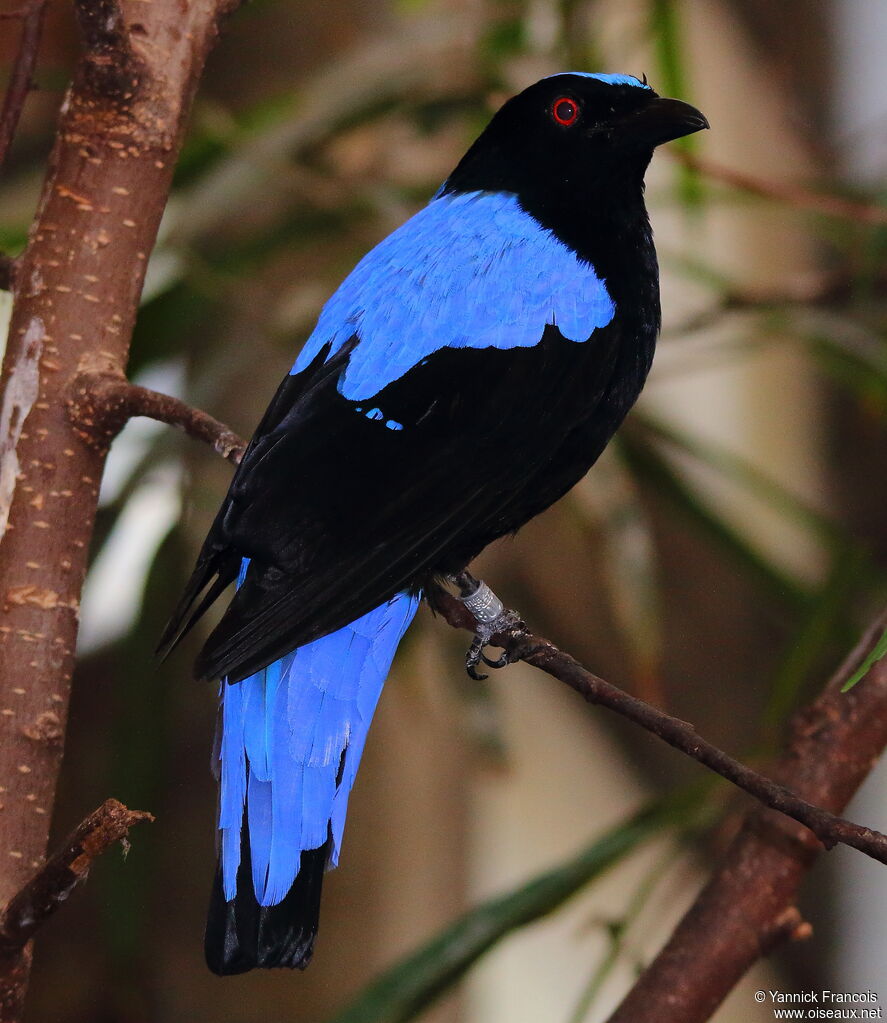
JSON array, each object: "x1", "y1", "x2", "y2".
[
  {"x1": 125, "y1": 383, "x2": 246, "y2": 463},
  {"x1": 428, "y1": 586, "x2": 887, "y2": 865},
  {"x1": 0, "y1": 798, "x2": 153, "y2": 954},
  {"x1": 607, "y1": 611, "x2": 887, "y2": 1023},
  {"x1": 671, "y1": 149, "x2": 887, "y2": 227},
  {"x1": 67, "y1": 371, "x2": 246, "y2": 464},
  {"x1": 70, "y1": 379, "x2": 887, "y2": 871},
  {"x1": 0, "y1": 0, "x2": 48, "y2": 173}
]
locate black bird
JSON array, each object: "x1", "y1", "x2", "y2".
[{"x1": 160, "y1": 72, "x2": 707, "y2": 975}]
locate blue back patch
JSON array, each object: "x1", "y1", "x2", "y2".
[{"x1": 292, "y1": 191, "x2": 615, "y2": 402}]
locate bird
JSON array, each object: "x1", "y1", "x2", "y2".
[{"x1": 159, "y1": 71, "x2": 707, "y2": 975}]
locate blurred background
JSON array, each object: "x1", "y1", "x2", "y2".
[{"x1": 2, "y1": 0, "x2": 886, "y2": 1020}]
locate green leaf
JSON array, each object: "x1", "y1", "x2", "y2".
[
  {"x1": 841, "y1": 626, "x2": 887, "y2": 692},
  {"x1": 326, "y1": 803, "x2": 678, "y2": 1023},
  {"x1": 569, "y1": 449, "x2": 663, "y2": 691},
  {"x1": 765, "y1": 553, "x2": 863, "y2": 726},
  {"x1": 566, "y1": 843, "x2": 677, "y2": 1023},
  {"x1": 634, "y1": 413, "x2": 851, "y2": 551},
  {"x1": 617, "y1": 430, "x2": 810, "y2": 612}
]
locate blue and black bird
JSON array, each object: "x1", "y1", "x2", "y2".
[{"x1": 160, "y1": 72, "x2": 707, "y2": 975}]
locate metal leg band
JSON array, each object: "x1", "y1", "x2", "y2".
[{"x1": 459, "y1": 581, "x2": 504, "y2": 624}]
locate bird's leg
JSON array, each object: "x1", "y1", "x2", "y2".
[{"x1": 452, "y1": 570, "x2": 523, "y2": 680}]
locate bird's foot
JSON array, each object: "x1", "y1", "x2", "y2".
[{"x1": 453, "y1": 571, "x2": 524, "y2": 680}]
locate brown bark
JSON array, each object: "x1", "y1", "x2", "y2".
[
  {"x1": 68, "y1": 371, "x2": 246, "y2": 464},
  {"x1": 0, "y1": 1, "x2": 240, "y2": 1018},
  {"x1": 0, "y1": 799, "x2": 151, "y2": 1020},
  {"x1": 606, "y1": 613, "x2": 887, "y2": 1023},
  {"x1": 0, "y1": 798, "x2": 151, "y2": 952}
]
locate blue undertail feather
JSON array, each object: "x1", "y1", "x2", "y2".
[{"x1": 216, "y1": 581, "x2": 419, "y2": 912}]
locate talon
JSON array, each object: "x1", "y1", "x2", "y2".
[
  {"x1": 466, "y1": 634, "x2": 488, "y2": 680},
  {"x1": 453, "y1": 573, "x2": 523, "y2": 680}
]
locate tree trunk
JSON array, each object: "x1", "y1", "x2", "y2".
[{"x1": 0, "y1": 1, "x2": 238, "y2": 1017}]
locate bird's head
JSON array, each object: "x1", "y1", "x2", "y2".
[{"x1": 441, "y1": 72, "x2": 708, "y2": 203}]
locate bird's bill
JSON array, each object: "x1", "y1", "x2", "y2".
[{"x1": 617, "y1": 96, "x2": 710, "y2": 147}]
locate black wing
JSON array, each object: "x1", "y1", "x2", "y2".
[{"x1": 161, "y1": 325, "x2": 625, "y2": 682}]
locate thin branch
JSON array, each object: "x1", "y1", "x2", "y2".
[
  {"x1": 661, "y1": 266, "x2": 887, "y2": 341},
  {"x1": 66, "y1": 372, "x2": 247, "y2": 464},
  {"x1": 110, "y1": 386, "x2": 887, "y2": 867},
  {"x1": 671, "y1": 149, "x2": 887, "y2": 227},
  {"x1": 0, "y1": 0, "x2": 48, "y2": 174},
  {"x1": 427, "y1": 586, "x2": 887, "y2": 866},
  {"x1": 125, "y1": 383, "x2": 246, "y2": 463},
  {"x1": 0, "y1": 798, "x2": 153, "y2": 955}
]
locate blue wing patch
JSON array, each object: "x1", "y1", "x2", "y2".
[{"x1": 292, "y1": 191, "x2": 616, "y2": 402}]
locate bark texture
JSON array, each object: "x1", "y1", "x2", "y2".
[{"x1": 0, "y1": 1, "x2": 239, "y2": 1018}]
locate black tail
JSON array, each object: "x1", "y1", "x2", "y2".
[{"x1": 205, "y1": 825, "x2": 329, "y2": 975}]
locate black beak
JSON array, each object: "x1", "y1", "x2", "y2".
[{"x1": 617, "y1": 96, "x2": 709, "y2": 148}]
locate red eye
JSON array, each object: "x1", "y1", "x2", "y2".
[{"x1": 551, "y1": 96, "x2": 579, "y2": 126}]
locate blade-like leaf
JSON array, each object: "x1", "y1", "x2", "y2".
[
  {"x1": 634, "y1": 413, "x2": 851, "y2": 551},
  {"x1": 569, "y1": 448, "x2": 663, "y2": 697},
  {"x1": 617, "y1": 431, "x2": 810, "y2": 611},
  {"x1": 765, "y1": 552, "x2": 863, "y2": 726},
  {"x1": 566, "y1": 843, "x2": 678, "y2": 1023},
  {"x1": 326, "y1": 802, "x2": 681, "y2": 1023},
  {"x1": 842, "y1": 625, "x2": 887, "y2": 693}
]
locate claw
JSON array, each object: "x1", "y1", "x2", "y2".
[
  {"x1": 466, "y1": 634, "x2": 488, "y2": 680},
  {"x1": 452, "y1": 572, "x2": 523, "y2": 680}
]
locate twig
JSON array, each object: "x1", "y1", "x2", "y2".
[
  {"x1": 427, "y1": 586, "x2": 887, "y2": 866},
  {"x1": 0, "y1": 798, "x2": 153, "y2": 954},
  {"x1": 0, "y1": 0, "x2": 48, "y2": 174},
  {"x1": 67, "y1": 371, "x2": 247, "y2": 464},
  {"x1": 671, "y1": 149, "x2": 887, "y2": 227},
  {"x1": 607, "y1": 611, "x2": 887, "y2": 1023},
  {"x1": 661, "y1": 266, "x2": 887, "y2": 341},
  {"x1": 124, "y1": 384, "x2": 246, "y2": 463},
  {"x1": 0, "y1": 799, "x2": 152, "y2": 1019},
  {"x1": 70, "y1": 379, "x2": 887, "y2": 868}
]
